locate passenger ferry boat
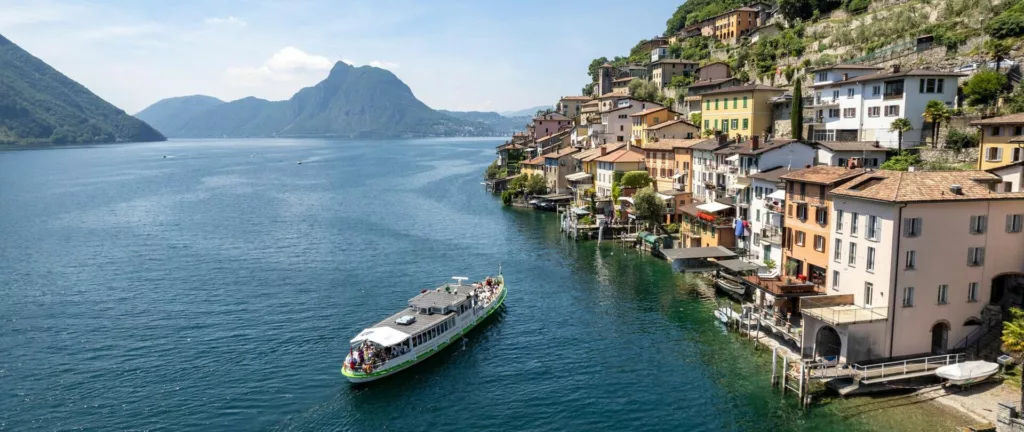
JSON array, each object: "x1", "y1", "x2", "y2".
[{"x1": 341, "y1": 274, "x2": 507, "y2": 383}]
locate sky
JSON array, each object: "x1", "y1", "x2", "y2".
[{"x1": 0, "y1": 0, "x2": 682, "y2": 114}]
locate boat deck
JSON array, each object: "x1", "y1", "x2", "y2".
[{"x1": 368, "y1": 283, "x2": 501, "y2": 337}]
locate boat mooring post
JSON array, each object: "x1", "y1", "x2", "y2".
[
  {"x1": 780, "y1": 357, "x2": 788, "y2": 396},
  {"x1": 798, "y1": 361, "x2": 806, "y2": 408},
  {"x1": 770, "y1": 347, "x2": 778, "y2": 388}
]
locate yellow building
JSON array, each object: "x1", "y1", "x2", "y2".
[
  {"x1": 557, "y1": 96, "x2": 593, "y2": 119},
  {"x1": 971, "y1": 114, "x2": 1024, "y2": 171},
  {"x1": 630, "y1": 107, "x2": 683, "y2": 147},
  {"x1": 711, "y1": 7, "x2": 761, "y2": 43},
  {"x1": 700, "y1": 84, "x2": 783, "y2": 141},
  {"x1": 520, "y1": 155, "x2": 545, "y2": 177}
]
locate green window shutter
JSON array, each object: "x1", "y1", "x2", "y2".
[
  {"x1": 715, "y1": 99, "x2": 719, "y2": 109},
  {"x1": 706, "y1": 99, "x2": 710, "y2": 110},
  {"x1": 743, "y1": 96, "x2": 748, "y2": 108},
  {"x1": 743, "y1": 118, "x2": 749, "y2": 129},
  {"x1": 704, "y1": 120, "x2": 709, "y2": 129},
  {"x1": 733, "y1": 97, "x2": 737, "y2": 109}
]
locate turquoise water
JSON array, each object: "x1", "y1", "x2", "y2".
[{"x1": 0, "y1": 138, "x2": 969, "y2": 431}]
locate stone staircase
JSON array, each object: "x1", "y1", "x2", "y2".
[{"x1": 958, "y1": 305, "x2": 1006, "y2": 361}]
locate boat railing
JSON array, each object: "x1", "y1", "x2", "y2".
[{"x1": 849, "y1": 353, "x2": 964, "y2": 382}]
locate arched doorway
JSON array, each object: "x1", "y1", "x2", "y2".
[
  {"x1": 815, "y1": 326, "x2": 842, "y2": 360},
  {"x1": 931, "y1": 321, "x2": 950, "y2": 354},
  {"x1": 991, "y1": 273, "x2": 1024, "y2": 320}
]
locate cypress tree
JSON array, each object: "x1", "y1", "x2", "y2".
[{"x1": 791, "y1": 77, "x2": 803, "y2": 140}]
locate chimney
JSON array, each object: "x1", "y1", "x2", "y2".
[
  {"x1": 842, "y1": 73, "x2": 849, "y2": 81},
  {"x1": 847, "y1": 157, "x2": 860, "y2": 169},
  {"x1": 873, "y1": 140, "x2": 880, "y2": 148},
  {"x1": 805, "y1": 164, "x2": 811, "y2": 169},
  {"x1": 891, "y1": 64, "x2": 901, "y2": 74},
  {"x1": 908, "y1": 166, "x2": 916, "y2": 172},
  {"x1": 950, "y1": 184, "x2": 963, "y2": 195},
  {"x1": 600, "y1": 145, "x2": 607, "y2": 156},
  {"x1": 751, "y1": 136, "x2": 760, "y2": 151}
]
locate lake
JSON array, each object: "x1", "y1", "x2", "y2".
[{"x1": 0, "y1": 138, "x2": 971, "y2": 431}]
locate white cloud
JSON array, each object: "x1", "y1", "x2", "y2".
[
  {"x1": 204, "y1": 16, "x2": 247, "y2": 27},
  {"x1": 224, "y1": 46, "x2": 335, "y2": 86},
  {"x1": 368, "y1": 60, "x2": 399, "y2": 70},
  {"x1": 80, "y1": 23, "x2": 165, "y2": 40}
]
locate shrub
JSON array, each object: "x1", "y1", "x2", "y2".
[
  {"x1": 620, "y1": 171, "x2": 654, "y2": 188},
  {"x1": 845, "y1": 0, "x2": 871, "y2": 13},
  {"x1": 987, "y1": 11, "x2": 1024, "y2": 38},
  {"x1": 880, "y1": 151, "x2": 922, "y2": 171},
  {"x1": 963, "y1": 70, "x2": 1008, "y2": 106},
  {"x1": 944, "y1": 128, "x2": 979, "y2": 154},
  {"x1": 665, "y1": 222, "x2": 680, "y2": 234},
  {"x1": 501, "y1": 190, "x2": 514, "y2": 205}
]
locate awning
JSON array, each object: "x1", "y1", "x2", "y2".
[
  {"x1": 618, "y1": 197, "x2": 634, "y2": 204},
  {"x1": 661, "y1": 246, "x2": 737, "y2": 260},
  {"x1": 733, "y1": 183, "x2": 749, "y2": 189},
  {"x1": 351, "y1": 326, "x2": 410, "y2": 346},
  {"x1": 657, "y1": 193, "x2": 674, "y2": 200},
  {"x1": 717, "y1": 259, "x2": 761, "y2": 272},
  {"x1": 697, "y1": 202, "x2": 731, "y2": 213},
  {"x1": 571, "y1": 207, "x2": 591, "y2": 215},
  {"x1": 672, "y1": 173, "x2": 684, "y2": 179},
  {"x1": 565, "y1": 172, "x2": 593, "y2": 182},
  {"x1": 768, "y1": 190, "x2": 786, "y2": 200}
]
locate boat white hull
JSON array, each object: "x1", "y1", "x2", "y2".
[
  {"x1": 935, "y1": 361, "x2": 999, "y2": 386},
  {"x1": 342, "y1": 282, "x2": 507, "y2": 383}
]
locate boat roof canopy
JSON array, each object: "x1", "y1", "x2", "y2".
[
  {"x1": 716, "y1": 259, "x2": 761, "y2": 272},
  {"x1": 351, "y1": 326, "x2": 410, "y2": 346}
]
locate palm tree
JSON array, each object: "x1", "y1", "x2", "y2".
[
  {"x1": 1002, "y1": 307, "x2": 1024, "y2": 414},
  {"x1": 922, "y1": 100, "x2": 951, "y2": 148},
  {"x1": 889, "y1": 118, "x2": 913, "y2": 151}
]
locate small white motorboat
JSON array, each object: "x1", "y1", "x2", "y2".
[
  {"x1": 935, "y1": 360, "x2": 1000, "y2": 385},
  {"x1": 714, "y1": 306, "x2": 740, "y2": 323}
]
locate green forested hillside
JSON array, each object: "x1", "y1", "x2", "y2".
[
  {"x1": 0, "y1": 33, "x2": 165, "y2": 145},
  {"x1": 134, "y1": 95, "x2": 225, "y2": 136},
  {"x1": 139, "y1": 62, "x2": 497, "y2": 138}
]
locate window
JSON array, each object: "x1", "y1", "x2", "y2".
[
  {"x1": 867, "y1": 215, "x2": 880, "y2": 240},
  {"x1": 832, "y1": 90, "x2": 840, "y2": 100},
  {"x1": 1009, "y1": 214, "x2": 1024, "y2": 233},
  {"x1": 796, "y1": 204, "x2": 807, "y2": 220},
  {"x1": 906, "y1": 250, "x2": 916, "y2": 269},
  {"x1": 937, "y1": 284, "x2": 949, "y2": 304},
  {"x1": 838, "y1": 158, "x2": 847, "y2": 166},
  {"x1": 815, "y1": 207, "x2": 827, "y2": 225},
  {"x1": 743, "y1": 96, "x2": 748, "y2": 108},
  {"x1": 969, "y1": 215, "x2": 987, "y2": 234},
  {"x1": 1014, "y1": 147, "x2": 1024, "y2": 162},
  {"x1": 814, "y1": 235, "x2": 825, "y2": 252},
  {"x1": 968, "y1": 282, "x2": 979, "y2": 302},
  {"x1": 867, "y1": 247, "x2": 876, "y2": 272},
  {"x1": 706, "y1": 100, "x2": 711, "y2": 110},
  {"x1": 919, "y1": 78, "x2": 945, "y2": 94},
  {"x1": 715, "y1": 99, "x2": 719, "y2": 110},
  {"x1": 800, "y1": 183, "x2": 807, "y2": 196},
  {"x1": 903, "y1": 217, "x2": 922, "y2": 237},
  {"x1": 903, "y1": 286, "x2": 914, "y2": 307},
  {"x1": 828, "y1": 108, "x2": 840, "y2": 118},
  {"x1": 832, "y1": 270, "x2": 840, "y2": 290},
  {"x1": 742, "y1": 118, "x2": 748, "y2": 129},
  {"x1": 705, "y1": 119, "x2": 710, "y2": 130},
  {"x1": 847, "y1": 88, "x2": 855, "y2": 98},
  {"x1": 796, "y1": 231, "x2": 806, "y2": 246},
  {"x1": 836, "y1": 210, "x2": 844, "y2": 232},
  {"x1": 991, "y1": 126, "x2": 1003, "y2": 137},
  {"x1": 851, "y1": 213, "x2": 859, "y2": 235},
  {"x1": 817, "y1": 72, "x2": 828, "y2": 81},
  {"x1": 872, "y1": 85, "x2": 881, "y2": 96},
  {"x1": 986, "y1": 147, "x2": 1002, "y2": 162},
  {"x1": 848, "y1": 242, "x2": 857, "y2": 266},
  {"x1": 733, "y1": 97, "x2": 738, "y2": 108},
  {"x1": 865, "y1": 282, "x2": 874, "y2": 307},
  {"x1": 884, "y1": 105, "x2": 900, "y2": 116},
  {"x1": 867, "y1": 107, "x2": 880, "y2": 117},
  {"x1": 731, "y1": 119, "x2": 738, "y2": 129},
  {"x1": 883, "y1": 80, "x2": 904, "y2": 97},
  {"x1": 843, "y1": 108, "x2": 856, "y2": 118},
  {"x1": 968, "y1": 247, "x2": 985, "y2": 266}
]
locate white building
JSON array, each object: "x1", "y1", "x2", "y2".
[
  {"x1": 691, "y1": 138, "x2": 729, "y2": 203},
  {"x1": 589, "y1": 101, "x2": 663, "y2": 146},
  {"x1": 802, "y1": 170, "x2": 1024, "y2": 364},
  {"x1": 812, "y1": 141, "x2": 889, "y2": 169},
  {"x1": 808, "y1": 64, "x2": 964, "y2": 148},
  {"x1": 744, "y1": 167, "x2": 797, "y2": 270}
]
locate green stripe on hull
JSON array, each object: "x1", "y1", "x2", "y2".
[{"x1": 341, "y1": 284, "x2": 507, "y2": 382}]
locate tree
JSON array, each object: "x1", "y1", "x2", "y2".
[
  {"x1": 964, "y1": 70, "x2": 1009, "y2": 107},
  {"x1": 1002, "y1": 307, "x2": 1024, "y2": 412},
  {"x1": 632, "y1": 186, "x2": 665, "y2": 227},
  {"x1": 944, "y1": 128, "x2": 979, "y2": 155},
  {"x1": 985, "y1": 39, "x2": 1013, "y2": 72},
  {"x1": 791, "y1": 77, "x2": 804, "y2": 140},
  {"x1": 889, "y1": 118, "x2": 913, "y2": 151},
  {"x1": 582, "y1": 82, "x2": 596, "y2": 97},
  {"x1": 628, "y1": 78, "x2": 661, "y2": 102},
  {"x1": 1007, "y1": 85, "x2": 1024, "y2": 114},
  {"x1": 691, "y1": 112, "x2": 702, "y2": 130},
  {"x1": 484, "y1": 160, "x2": 502, "y2": 179},
  {"x1": 880, "y1": 151, "x2": 922, "y2": 171},
  {"x1": 525, "y1": 174, "x2": 548, "y2": 196},
  {"x1": 922, "y1": 100, "x2": 950, "y2": 148},
  {"x1": 587, "y1": 57, "x2": 609, "y2": 81},
  {"x1": 986, "y1": 12, "x2": 1024, "y2": 39},
  {"x1": 620, "y1": 171, "x2": 654, "y2": 188}
]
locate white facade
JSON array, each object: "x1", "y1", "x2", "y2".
[
  {"x1": 747, "y1": 177, "x2": 785, "y2": 268},
  {"x1": 812, "y1": 69, "x2": 960, "y2": 148},
  {"x1": 815, "y1": 147, "x2": 888, "y2": 168},
  {"x1": 692, "y1": 147, "x2": 721, "y2": 203},
  {"x1": 651, "y1": 47, "x2": 667, "y2": 62}
]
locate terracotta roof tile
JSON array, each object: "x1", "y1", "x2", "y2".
[
  {"x1": 714, "y1": 138, "x2": 802, "y2": 156},
  {"x1": 546, "y1": 146, "x2": 580, "y2": 158},
  {"x1": 523, "y1": 155, "x2": 545, "y2": 165},
  {"x1": 598, "y1": 89, "x2": 629, "y2": 99},
  {"x1": 831, "y1": 170, "x2": 1024, "y2": 202},
  {"x1": 780, "y1": 166, "x2": 867, "y2": 185},
  {"x1": 814, "y1": 68, "x2": 966, "y2": 87},
  {"x1": 688, "y1": 77, "x2": 740, "y2": 89},
  {"x1": 699, "y1": 84, "x2": 784, "y2": 97},
  {"x1": 630, "y1": 107, "x2": 670, "y2": 117},
  {"x1": 595, "y1": 147, "x2": 645, "y2": 163},
  {"x1": 813, "y1": 141, "x2": 886, "y2": 152},
  {"x1": 578, "y1": 144, "x2": 626, "y2": 162},
  {"x1": 971, "y1": 113, "x2": 1024, "y2": 125},
  {"x1": 748, "y1": 166, "x2": 801, "y2": 183}
]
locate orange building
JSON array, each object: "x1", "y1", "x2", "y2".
[
  {"x1": 702, "y1": 7, "x2": 763, "y2": 44},
  {"x1": 780, "y1": 166, "x2": 865, "y2": 287}
]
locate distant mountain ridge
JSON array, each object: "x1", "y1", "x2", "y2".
[
  {"x1": 137, "y1": 62, "x2": 502, "y2": 139},
  {"x1": 437, "y1": 110, "x2": 530, "y2": 135},
  {"x1": 0, "y1": 33, "x2": 165, "y2": 145},
  {"x1": 499, "y1": 105, "x2": 551, "y2": 118}
]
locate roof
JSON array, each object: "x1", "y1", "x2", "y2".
[
  {"x1": 831, "y1": 170, "x2": 1024, "y2": 202},
  {"x1": 690, "y1": 139, "x2": 730, "y2": 151},
  {"x1": 565, "y1": 172, "x2": 593, "y2": 181},
  {"x1": 816, "y1": 68, "x2": 966, "y2": 87},
  {"x1": 780, "y1": 166, "x2": 867, "y2": 185},
  {"x1": 988, "y1": 160, "x2": 1024, "y2": 172},
  {"x1": 523, "y1": 155, "x2": 545, "y2": 165},
  {"x1": 808, "y1": 64, "x2": 883, "y2": 73},
  {"x1": 533, "y1": 112, "x2": 570, "y2": 121},
  {"x1": 661, "y1": 246, "x2": 736, "y2": 260},
  {"x1": 560, "y1": 96, "x2": 593, "y2": 101},
  {"x1": 595, "y1": 147, "x2": 644, "y2": 163},
  {"x1": 647, "y1": 118, "x2": 687, "y2": 130},
  {"x1": 496, "y1": 142, "x2": 526, "y2": 150},
  {"x1": 697, "y1": 202, "x2": 732, "y2": 212},
  {"x1": 599, "y1": 89, "x2": 629, "y2": 99},
  {"x1": 612, "y1": 76, "x2": 635, "y2": 83},
  {"x1": 679, "y1": 203, "x2": 701, "y2": 217},
  {"x1": 971, "y1": 113, "x2": 1024, "y2": 125},
  {"x1": 651, "y1": 59, "x2": 699, "y2": 66},
  {"x1": 688, "y1": 77, "x2": 740, "y2": 89},
  {"x1": 713, "y1": 138, "x2": 802, "y2": 156},
  {"x1": 545, "y1": 146, "x2": 580, "y2": 159},
  {"x1": 582, "y1": 100, "x2": 600, "y2": 107},
  {"x1": 699, "y1": 84, "x2": 784, "y2": 97},
  {"x1": 655, "y1": 138, "x2": 716, "y2": 149},
  {"x1": 813, "y1": 141, "x2": 885, "y2": 152},
  {"x1": 630, "y1": 106, "x2": 671, "y2": 117},
  {"x1": 351, "y1": 326, "x2": 410, "y2": 346},
  {"x1": 717, "y1": 259, "x2": 761, "y2": 272},
  {"x1": 748, "y1": 166, "x2": 801, "y2": 183},
  {"x1": 578, "y1": 143, "x2": 626, "y2": 161}
]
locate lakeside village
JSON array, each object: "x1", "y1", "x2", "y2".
[{"x1": 483, "y1": 4, "x2": 1024, "y2": 427}]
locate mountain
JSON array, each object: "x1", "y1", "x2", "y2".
[
  {"x1": 438, "y1": 110, "x2": 530, "y2": 135},
  {"x1": 0, "y1": 33, "x2": 165, "y2": 145},
  {"x1": 134, "y1": 95, "x2": 225, "y2": 135},
  {"x1": 138, "y1": 62, "x2": 499, "y2": 139},
  {"x1": 499, "y1": 105, "x2": 551, "y2": 118}
]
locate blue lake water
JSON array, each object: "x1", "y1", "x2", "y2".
[{"x1": 0, "y1": 138, "x2": 970, "y2": 431}]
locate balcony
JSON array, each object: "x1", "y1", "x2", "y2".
[
  {"x1": 761, "y1": 228, "x2": 782, "y2": 245},
  {"x1": 804, "y1": 116, "x2": 824, "y2": 125},
  {"x1": 882, "y1": 92, "x2": 903, "y2": 100},
  {"x1": 764, "y1": 200, "x2": 784, "y2": 213},
  {"x1": 800, "y1": 295, "x2": 888, "y2": 326},
  {"x1": 812, "y1": 98, "x2": 839, "y2": 107}
]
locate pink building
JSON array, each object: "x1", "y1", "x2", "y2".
[
  {"x1": 798, "y1": 170, "x2": 1024, "y2": 364},
  {"x1": 532, "y1": 112, "x2": 571, "y2": 140}
]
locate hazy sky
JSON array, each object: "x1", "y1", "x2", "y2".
[{"x1": 0, "y1": 0, "x2": 681, "y2": 114}]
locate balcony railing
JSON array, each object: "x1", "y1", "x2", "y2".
[
  {"x1": 761, "y1": 228, "x2": 782, "y2": 245},
  {"x1": 883, "y1": 92, "x2": 903, "y2": 100},
  {"x1": 813, "y1": 98, "x2": 839, "y2": 106},
  {"x1": 800, "y1": 295, "x2": 888, "y2": 326}
]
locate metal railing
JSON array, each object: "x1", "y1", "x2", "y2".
[
  {"x1": 800, "y1": 296, "x2": 888, "y2": 326},
  {"x1": 851, "y1": 353, "x2": 964, "y2": 382}
]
